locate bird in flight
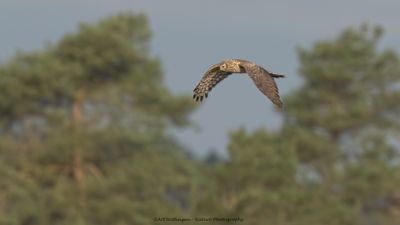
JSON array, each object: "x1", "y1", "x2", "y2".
[{"x1": 193, "y1": 59, "x2": 285, "y2": 108}]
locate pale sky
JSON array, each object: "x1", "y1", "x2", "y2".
[{"x1": 1, "y1": 0, "x2": 400, "y2": 157}]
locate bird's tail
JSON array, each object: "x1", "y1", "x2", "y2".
[{"x1": 270, "y1": 72, "x2": 285, "y2": 78}]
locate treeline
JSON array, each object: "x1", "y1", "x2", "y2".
[{"x1": 0, "y1": 13, "x2": 399, "y2": 225}]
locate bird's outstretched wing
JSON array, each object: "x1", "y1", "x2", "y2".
[
  {"x1": 242, "y1": 63, "x2": 284, "y2": 108},
  {"x1": 193, "y1": 63, "x2": 231, "y2": 101}
]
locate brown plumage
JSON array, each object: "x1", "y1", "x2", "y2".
[{"x1": 193, "y1": 59, "x2": 285, "y2": 107}]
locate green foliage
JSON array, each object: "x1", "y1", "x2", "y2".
[
  {"x1": 196, "y1": 24, "x2": 400, "y2": 225},
  {"x1": 286, "y1": 27, "x2": 400, "y2": 224},
  {"x1": 287, "y1": 24, "x2": 400, "y2": 138},
  {"x1": 0, "y1": 13, "x2": 199, "y2": 225}
]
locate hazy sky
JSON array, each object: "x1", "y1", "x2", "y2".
[{"x1": 1, "y1": 0, "x2": 399, "y2": 157}]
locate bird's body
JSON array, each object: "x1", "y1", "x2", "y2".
[{"x1": 193, "y1": 59, "x2": 285, "y2": 107}]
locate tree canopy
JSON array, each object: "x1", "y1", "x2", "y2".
[
  {"x1": 0, "y1": 13, "x2": 199, "y2": 225},
  {"x1": 198, "y1": 24, "x2": 400, "y2": 225}
]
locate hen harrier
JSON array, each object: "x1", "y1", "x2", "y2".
[{"x1": 193, "y1": 59, "x2": 285, "y2": 107}]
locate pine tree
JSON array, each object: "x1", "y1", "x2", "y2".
[
  {"x1": 0, "y1": 13, "x2": 200, "y2": 225},
  {"x1": 199, "y1": 24, "x2": 400, "y2": 225}
]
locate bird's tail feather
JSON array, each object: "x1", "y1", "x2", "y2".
[{"x1": 270, "y1": 72, "x2": 285, "y2": 78}]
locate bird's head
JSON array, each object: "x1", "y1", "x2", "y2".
[
  {"x1": 220, "y1": 60, "x2": 243, "y2": 73},
  {"x1": 219, "y1": 63, "x2": 228, "y2": 71}
]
